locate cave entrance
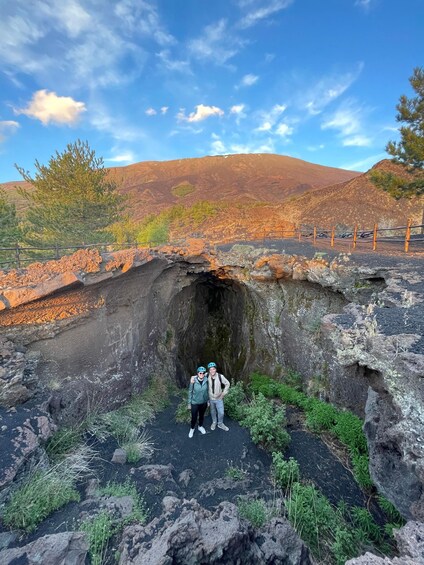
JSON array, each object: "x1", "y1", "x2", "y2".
[{"x1": 168, "y1": 273, "x2": 255, "y2": 386}]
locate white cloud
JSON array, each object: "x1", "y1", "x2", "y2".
[
  {"x1": 322, "y1": 101, "x2": 372, "y2": 147},
  {"x1": 90, "y1": 105, "x2": 145, "y2": 142},
  {"x1": 15, "y1": 90, "x2": 86, "y2": 125},
  {"x1": 307, "y1": 144, "x2": 325, "y2": 151},
  {"x1": 105, "y1": 152, "x2": 136, "y2": 163},
  {"x1": 237, "y1": 0, "x2": 294, "y2": 29},
  {"x1": 178, "y1": 104, "x2": 224, "y2": 123},
  {"x1": 161, "y1": 106, "x2": 169, "y2": 115},
  {"x1": 230, "y1": 104, "x2": 246, "y2": 115},
  {"x1": 145, "y1": 108, "x2": 157, "y2": 116},
  {"x1": 275, "y1": 122, "x2": 293, "y2": 137},
  {"x1": 343, "y1": 135, "x2": 371, "y2": 147},
  {"x1": 188, "y1": 19, "x2": 246, "y2": 65},
  {"x1": 240, "y1": 74, "x2": 259, "y2": 87},
  {"x1": 355, "y1": 0, "x2": 373, "y2": 10},
  {"x1": 156, "y1": 50, "x2": 192, "y2": 74},
  {"x1": 256, "y1": 103, "x2": 287, "y2": 131},
  {"x1": 0, "y1": 120, "x2": 20, "y2": 143},
  {"x1": 209, "y1": 135, "x2": 275, "y2": 156},
  {"x1": 302, "y1": 64, "x2": 364, "y2": 115},
  {"x1": 0, "y1": 0, "x2": 174, "y2": 90}
]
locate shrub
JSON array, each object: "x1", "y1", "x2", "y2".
[
  {"x1": 272, "y1": 452, "x2": 300, "y2": 489},
  {"x1": 224, "y1": 381, "x2": 247, "y2": 421},
  {"x1": 377, "y1": 495, "x2": 405, "y2": 526},
  {"x1": 237, "y1": 498, "x2": 269, "y2": 528},
  {"x1": 241, "y1": 393, "x2": 290, "y2": 451},
  {"x1": 2, "y1": 446, "x2": 93, "y2": 532}
]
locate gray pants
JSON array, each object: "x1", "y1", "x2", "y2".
[{"x1": 210, "y1": 399, "x2": 224, "y2": 424}]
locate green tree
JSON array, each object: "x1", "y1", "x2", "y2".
[
  {"x1": 371, "y1": 67, "x2": 424, "y2": 199},
  {"x1": 0, "y1": 190, "x2": 21, "y2": 266},
  {"x1": 17, "y1": 140, "x2": 126, "y2": 246}
]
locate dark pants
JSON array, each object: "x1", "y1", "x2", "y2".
[{"x1": 191, "y1": 403, "x2": 207, "y2": 429}]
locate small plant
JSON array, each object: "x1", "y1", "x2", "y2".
[
  {"x1": 81, "y1": 511, "x2": 117, "y2": 565},
  {"x1": 351, "y1": 452, "x2": 373, "y2": 489},
  {"x1": 272, "y1": 452, "x2": 300, "y2": 489},
  {"x1": 98, "y1": 479, "x2": 148, "y2": 524},
  {"x1": 305, "y1": 399, "x2": 338, "y2": 432},
  {"x1": 283, "y1": 368, "x2": 303, "y2": 390},
  {"x1": 122, "y1": 429, "x2": 154, "y2": 464},
  {"x1": 377, "y1": 495, "x2": 405, "y2": 526},
  {"x1": 46, "y1": 426, "x2": 83, "y2": 459},
  {"x1": 237, "y1": 498, "x2": 269, "y2": 528},
  {"x1": 226, "y1": 464, "x2": 247, "y2": 481},
  {"x1": 241, "y1": 393, "x2": 290, "y2": 451}
]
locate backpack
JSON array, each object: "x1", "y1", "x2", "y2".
[{"x1": 211, "y1": 373, "x2": 225, "y2": 394}]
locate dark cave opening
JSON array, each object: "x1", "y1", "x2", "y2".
[{"x1": 168, "y1": 273, "x2": 255, "y2": 387}]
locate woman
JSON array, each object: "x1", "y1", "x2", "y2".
[{"x1": 187, "y1": 366, "x2": 209, "y2": 438}]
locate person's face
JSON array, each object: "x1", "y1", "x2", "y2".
[
  {"x1": 209, "y1": 367, "x2": 217, "y2": 377},
  {"x1": 197, "y1": 371, "x2": 205, "y2": 380}
]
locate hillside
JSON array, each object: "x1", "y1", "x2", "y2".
[
  {"x1": 1, "y1": 153, "x2": 359, "y2": 219},
  {"x1": 282, "y1": 159, "x2": 423, "y2": 230}
]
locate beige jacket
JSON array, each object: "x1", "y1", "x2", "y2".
[{"x1": 208, "y1": 373, "x2": 230, "y2": 400}]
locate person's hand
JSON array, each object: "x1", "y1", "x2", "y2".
[
  {"x1": 190, "y1": 376, "x2": 195, "y2": 384},
  {"x1": 187, "y1": 405, "x2": 191, "y2": 410}
]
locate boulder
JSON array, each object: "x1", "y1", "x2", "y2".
[
  {"x1": 118, "y1": 496, "x2": 310, "y2": 565},
  {"x1": 0, "y1": 531, "x2": 88, "y2": 565}
]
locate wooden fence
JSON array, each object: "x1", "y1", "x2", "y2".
[{"x1": 0, "y1": 219, "x2": 423, "y2": 270}]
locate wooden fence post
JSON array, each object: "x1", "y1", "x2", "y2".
[
  {"x1": 15, "y1": 244, "x2": 21, "y2": 268},
  {"x1": 373, "y1": 223, "x2": 378, "y2": 251},
  {"x1": 405, "y1": 218, "x2": 412, "y2": 252},
  {"x1": 313, "y1": 226, "x2": 317, "y2": 245},
  {"x1": 353, "y1": 224, "x2": 358, "y2": 250},
  {"x1": 55, "y1": 244, "x2": 59, "y2": 259},
  {"x1": 330, "y1": 226, "x2": 335, "y2": 247}
]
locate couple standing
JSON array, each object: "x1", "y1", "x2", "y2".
[{"x1": 187, "y1": 362, "x2": 230, "y2": 438}]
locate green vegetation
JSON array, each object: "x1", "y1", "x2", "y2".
[
  {"x1": 17, "y1": 140, "x2": 126, "y2": 246},
  {"x1": 223, "y1": 381, "x2": 247, "y2": 421},
  {"x1": 271, "y1": 453, "x2": 300, "y2": 489},
  {"x1": 2, "y1": 446, "x2": 94, "y2": 531},
  {"x1": 370, "y1": 67, "x2": 424, "y2": 198},
  {"x1": 0, "y1": 190, "x2": 21, "y2": 265},
  {"x1": 171, "y1": 182, "x2": 196, "y2": 197},
  {"x1": 285, "y1": 482, "x2": 390, "y2": 564},
  {"x1": 237, "y1": 498, "x2": 271, "y2": 528},
  {"x1": 241, "y1": 393, "x2": 290, "y2": 451},
  {"x1": 226, "y1": 464, "x2": 247, "y2": 481},
  {"x1": 82, "y1": 479, "x2": 147, "y2": 565},
  {"x1": 46, "y1": 425, "x2": 85, "y2": 459},
  {"x1": 249, "y1": 372, "x2": 372, "y2": 489}
]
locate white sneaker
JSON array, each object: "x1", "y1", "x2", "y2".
[
  {"x1": 218, "y1": 423, "x2": 229, "y2": 431},
  {"x1": 198, "y1": 426, "x2": 206, "y2": 435},
  {"x1": 211, "y1": 422, "x2": 216, "y2": 431},
  {"x1": 188, "y1": 428, "x2": 194, "y2": 438}
]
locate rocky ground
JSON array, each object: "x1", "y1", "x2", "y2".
[{"x1": 1, "y1": 392, "x2": 424, "y2": 564}]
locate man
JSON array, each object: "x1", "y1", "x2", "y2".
[{"x1": 207, "y1": 362, "x2": 230, "y2": 431}]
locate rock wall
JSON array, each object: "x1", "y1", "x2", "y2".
[{"x1": 0, "y1": 243, "x2": 423, "y2": 521}]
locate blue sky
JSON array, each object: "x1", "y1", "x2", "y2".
[{"x1": 0, "y1": 0, "x2": 422, "y2": 183}]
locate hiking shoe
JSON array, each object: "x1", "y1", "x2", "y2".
[
  {"x1": 218, "y1": 423, "x2": 229, "y2": 431},
  {"x1": 198, "y1": 426, "x2": 206, "y2": 435},
  {"x1": 188, "y1": 428, "x2": 194, "y2": 438},
  {"x1": 211, "y1": 422, "x2": 216, "y2": 431}
]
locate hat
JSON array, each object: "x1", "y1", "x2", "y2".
[
  {"x1": 197, "y1": 366, "x2": 206, "y2": 373},
  {"x1": 207, "y1": 362, "x2": 217, "y2": 369}
]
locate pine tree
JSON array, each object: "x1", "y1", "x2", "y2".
[
  {"x1": 0, "y1": 190, "x2": 21, "y2": 267},
  {"x1": 371, "y1": 67, "x2": 424, "y2": 199},
  {"x1": 17, "y1": 140, "x2": 126, "y2": 246}
]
